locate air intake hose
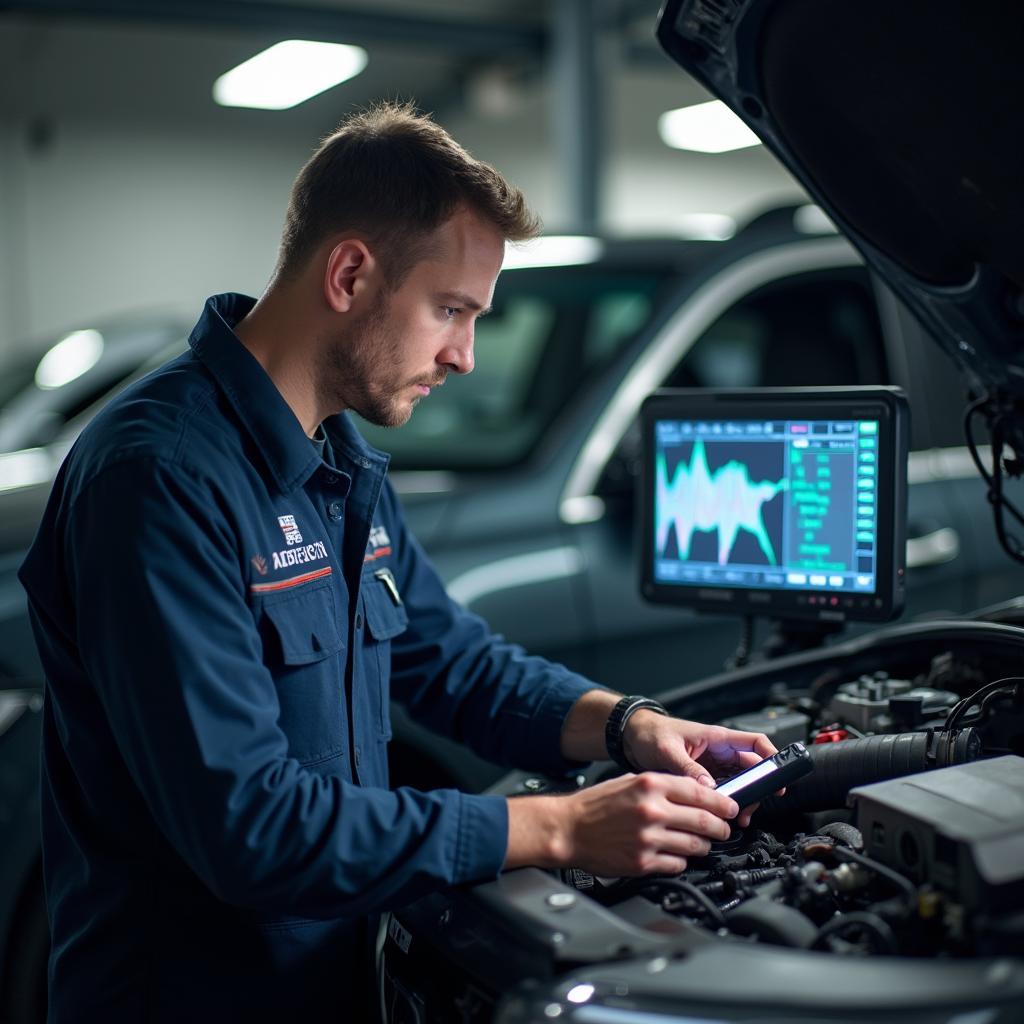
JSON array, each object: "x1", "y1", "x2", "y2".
[{"x1": 757, "y1": 728, "x2": 981, "y2": 815}]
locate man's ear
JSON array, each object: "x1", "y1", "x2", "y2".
[{"x1": 323, "y1": 238, "x2": 376, "y2": 313}]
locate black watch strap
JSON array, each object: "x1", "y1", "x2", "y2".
[{"x1": 605, "y1": 695, "x2": 668, "y2": 771}]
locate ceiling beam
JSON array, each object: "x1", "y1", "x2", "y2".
[
  {"x1": 551, "y1": 0, "x2": 603, "y2": 233},
  {"x1": 0, "y1": 0, "x2": 547, "y2": 56}
]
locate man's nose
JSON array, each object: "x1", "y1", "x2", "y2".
[{"x1": 440, "y1": 324, "x2": 475, "y2": 375}]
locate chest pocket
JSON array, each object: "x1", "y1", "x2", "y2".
[
  {"x1": 362, "y1": 574, "x2": 409, "y2": 738},
  {"x1": 262, "y1": 583, "x2": 347, "y2": 766}
]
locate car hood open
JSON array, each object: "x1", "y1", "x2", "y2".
[{"x1": 656, "y1": 0, "x2": 1024, "y2": 400}]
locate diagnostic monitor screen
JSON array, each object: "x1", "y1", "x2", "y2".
[{"x1": 639, "y1": 388, "x2": 909, "y2": 623}]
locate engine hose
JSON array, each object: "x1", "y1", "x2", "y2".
[{"x1": 757, "y1": 728, "x2": 981, "y2": 815}]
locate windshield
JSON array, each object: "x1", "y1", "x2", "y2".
[{"x1": 356, "y1": 264, "x2": 677, "y2": 470}]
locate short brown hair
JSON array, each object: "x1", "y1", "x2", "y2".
[{"x1": 278, "y1": 100, "x2": 540, "y2": 284}]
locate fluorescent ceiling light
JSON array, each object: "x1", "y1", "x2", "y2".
[
  {"x1": 35, "y1": 329, "x2": 104, "y2": 390},
  {"x1": 504, "y1": 235, "x2": 604, "y2": 270},
  {"x1": 658, "y1": 100, "x2": 762, "y2": 154},
  {"x1": 213, "y1": 40, "x2": 368, "y2": 111},
  {"x1": 677, "y1": 212, "x2": 737, "y2": 241}
]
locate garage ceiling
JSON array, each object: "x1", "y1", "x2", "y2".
[{"x1": 0, "y1": 1, "x2": 566, "y2": 130}]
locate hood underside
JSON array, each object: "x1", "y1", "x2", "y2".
[{"x1": 657, "y1": 0, "x2": 1024, "y2": 398}]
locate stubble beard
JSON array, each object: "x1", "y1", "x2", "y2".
[{"x1": 319, "y1": 302, "x2": 414, "y2": 428}]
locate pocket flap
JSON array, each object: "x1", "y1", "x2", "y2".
[
  {"x1": 363, "y1": 577, "x2": 409, "y2": 640},
  {"x1": 264, "y1": 585, "x2": 344, "y2": 664}
]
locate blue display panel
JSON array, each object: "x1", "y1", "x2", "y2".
[{"x1": 653, "y1": 417, "x2": 881, "y2": 601}]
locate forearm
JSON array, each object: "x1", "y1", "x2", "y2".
[
  {"x1": 559, "y1": 687, "x2": 623, "y2": 762},
  {"x1": 504, "y1": 794, "x2": 568, "y2": 870}
]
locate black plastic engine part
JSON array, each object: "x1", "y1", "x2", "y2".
[
  {"x1": 719, "y1": 707, "x2": 810, "y2": 747},
  {"x1": 723, "y1": 896, "x2": 819, "y2": 948},
  {"x1": 756, "y1": 728, "x2": 981, "y2": 815},
  {"x1": 852, "y1": 755, "x2": 1024, "y2": 916},
  {"x1": 817, "y1": 822, "x2": 864, "y2": 849}
]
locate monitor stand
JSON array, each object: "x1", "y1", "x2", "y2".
[
  {"x1": 761, "y1": 616, "x2": 846, "y2": 661},
  {"x1": 725, "y1": 614, "x2": 846, "y2": 670}
]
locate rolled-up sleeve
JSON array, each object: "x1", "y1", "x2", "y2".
[{"x1": 61, "y1": 456, "x2": 508, "y2": 917}]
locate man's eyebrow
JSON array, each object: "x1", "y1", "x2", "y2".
[{"x1": 437, "y1": 291, "x2": 493, "y2": 316}]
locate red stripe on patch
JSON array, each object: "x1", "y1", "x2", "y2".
[
  {"x1": 362, "y1": 546, "x2": 393, "y2": 564},
  {"x1": 250, "y1": 565, "x2": 332, "y2": 594}
]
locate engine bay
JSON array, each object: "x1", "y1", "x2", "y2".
[
  {"x1": 559, "y1": 645, "x2": 1023, "y2": 963},
  {"x1": 561, "y1": 638, "x2": 1024, "y2": 966},
  {"x1": 382, "y1": 618, "x2": 1024, "y2": 1022}
]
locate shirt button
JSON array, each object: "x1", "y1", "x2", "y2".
[
  {"x1": 326, "y1": 473, "x2": 338, "y2": 485},
  {"x1": 327, "y1": 500, "x2": 344, "y2": 520},
  {"x1": 355, "y1": 612, "x2": 363, "y2": 630}
]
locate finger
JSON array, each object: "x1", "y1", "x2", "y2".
[
  {"x1": 662, "y1": 775, "x2": 739, "y2": 820},
  {"x1": 638, "y1": 854, "x2": 689, "y2": 877},
  {"x1": 649, "y1": 827, "x2": 714, "y2": 859},
  {"x1": 728, "y1": 750, "x2": 764, "y2": 772},
  {"x1": 736, "y1": 784, "x2": 787, "y2": 825},
  {"x1": 718, "y1": 729, "x2": 778, "y2": 760},
  {"x1": 659, "y1": 803, "x2": 734, "y2": 842},
  {"x1": 737, "y1": 803, "x2": 758, "y2": 827},
  {"x1": 697, "y1": 744, "x2": 768, "y2": 779},
  {"x1": 667, "y1": 752, "x2": 717, "y2": 788}
]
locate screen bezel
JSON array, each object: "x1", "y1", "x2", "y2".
[{"x1": 638, "y1": 387, "x2": 909, "y2": 623}]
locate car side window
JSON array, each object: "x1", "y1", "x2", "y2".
[
  {"x1": 357, "y1": 268, "x2": 671, "y2": 470},
  {"x1": 596, "y1": 267, "x2": 890, "y2": 508},
  {"x1": 664, "y1": 268, "x2": 889, "y2": 390}
]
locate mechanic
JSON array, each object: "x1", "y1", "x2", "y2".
[{"x1": 19, "y1": 102, "x2": 776, "y2": 1022}]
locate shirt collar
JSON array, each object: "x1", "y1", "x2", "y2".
[{"x1": 188, "y1": 293, "x2": 388, "y2": 493}]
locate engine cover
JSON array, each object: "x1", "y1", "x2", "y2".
[{"x1": 851, "y1": 755, "x2": 1024, "y2": 915}]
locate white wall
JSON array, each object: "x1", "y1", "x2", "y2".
[
  {"x1": 1, "y1": 115, "x2": 319, "y2": 353},
  {"x1": 0, "y1": 117, "x2": 29, "y2": 347}
]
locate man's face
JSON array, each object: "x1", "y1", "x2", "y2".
[{"x1": 323, "y1": 206, "x2": 505, "y2": 428}]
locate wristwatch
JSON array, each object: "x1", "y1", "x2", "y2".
[{"x1": 605, "y1": 695, "x2": 669, "y2": 771}]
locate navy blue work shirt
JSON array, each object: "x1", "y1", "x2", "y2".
[{"x1": 19, "y1": 293, "x2": 595, "y2": 1022}]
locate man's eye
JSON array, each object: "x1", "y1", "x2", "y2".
[{"x1": 443, "y1": 306, "x2": 461, "y2": 319}]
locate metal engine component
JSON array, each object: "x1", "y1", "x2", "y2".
[{"x1": 827, "y1": 672, "x2": 958, "y2": 731}]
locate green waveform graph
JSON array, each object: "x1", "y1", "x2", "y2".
[{"x1": 656, "y1": 438, "x2": 788, "y2": 566}]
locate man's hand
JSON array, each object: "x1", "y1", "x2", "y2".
[
  {"x1": 558, "y1": 690, "x2": 779, "y2": 829},
  {"x1": 624, "y1": 712, "x2": 778, "y2": 826},
  {"x1": 504, "y1": 772, "x2": 739, "y2": 876}
]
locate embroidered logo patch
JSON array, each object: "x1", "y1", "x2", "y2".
[
  {"x1": 271, "y1": 541, "x2": 328, "y2": 571},
  {"x1": 364, "y1": 524, "x2": 393, "y2": 564},
  {"x1": 278, "y1": 515, "x2": 303, "y2": 546},
  {"x1": 250, "y1": 554, "x2": 268, "y2": 576}
]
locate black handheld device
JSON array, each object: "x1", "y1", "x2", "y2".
[{"x1": 715, "y1": 741, "x2": 814, "y2": 808}]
